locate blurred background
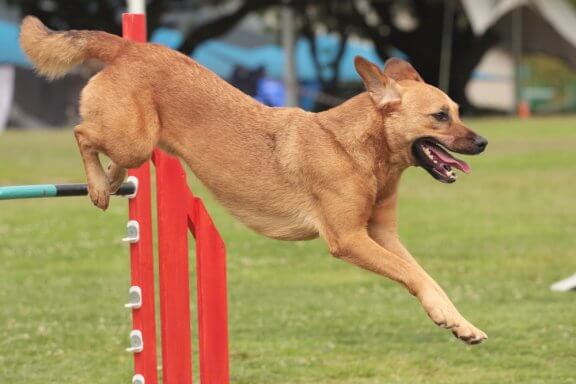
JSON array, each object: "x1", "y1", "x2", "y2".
[
  {"x1": 1, "y1": 2, "x2": 576, "y2": 384},
  {"x1": 1, "y1": 0, "x2": 576, "y2": 131}
]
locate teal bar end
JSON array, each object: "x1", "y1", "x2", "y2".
[{"x1": 0, "y1": 185, "x2": 58, "y2": 200}]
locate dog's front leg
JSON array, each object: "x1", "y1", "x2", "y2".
[
  {"x1": 367, "y1": 194, "x2": 487, "y2": 344},
  {"x1": 318, "y1": 191, "x2": 487, "y2": 344}
]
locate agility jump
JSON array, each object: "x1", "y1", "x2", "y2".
[
  {"x1": 1, "y1": 11, "x2": 230, "y2": 384},
  {"x1": 0, "y1": 181, "x2": 137, "y2": 199}
]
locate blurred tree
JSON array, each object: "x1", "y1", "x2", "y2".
[
  {"x1": 178, "y1": 0, "x2": 290, "y2": 54},
  {"x1": 180, "y1": 0, "x2": 499, "y2": 112},
  {"x1": 9, "y1": 0, "x2": 500, "y2": 112},
  {"x1": 7, "y1": 0, "x2": 166, "y2": 38},
  {"x1": 349, "y1": 0, "x2": 499, "y2": 113},
  {"x1": 297, "y1": 2, "x2": 351, "y2": 108}
]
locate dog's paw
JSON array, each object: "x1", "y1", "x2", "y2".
[
  {"x1": 420, "y1": 292, "x2": 487, "y2": 345},
  {"x1": 88, "y1": 180, "x2": 110, "y2": 210},
  {"x1": 106, "y1": 163, "x2": 127, "y2": 193},
  {"x1": 426, "y1": 305, "x2": 460, "y2": 329},
  {"x1": 451, "y1": 320, "x2": 488, "y2": 345}
]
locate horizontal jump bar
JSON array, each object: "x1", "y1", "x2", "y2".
[{"x1": 0, "y1": 182, "x2": 136, "y2": 201}]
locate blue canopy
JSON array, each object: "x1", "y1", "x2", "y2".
[
  {"x1": 0, "y1": 19, "x2": 31, "y2": 67},
  {"x1": 152, "y1": 28, "x2": 386, "y2": 82},
  {"x1": 0, "y1": 19, "x2": 386, "y2": 83}
]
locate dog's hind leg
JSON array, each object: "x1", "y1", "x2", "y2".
[
  {"x1": 77, "y1": 80, "x2": 159, "y2": 202},
  {"x1": 74, "y1": 123, "x2": 110, "y2": 210},
  {"x1": 106, "y1": 162, "x2": 127, "y2": 193}
]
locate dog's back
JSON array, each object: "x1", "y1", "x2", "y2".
[{"x1": 21, "y1": 17, "x2": 321, "y2": 240}]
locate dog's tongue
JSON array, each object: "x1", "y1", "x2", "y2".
[{"x1": 430, "y1": 146, "x2": 471, "y2": 174}]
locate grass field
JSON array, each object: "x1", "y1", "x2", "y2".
[{"x1": 1, "y1": 117, "x2": 575, "y2": 384}]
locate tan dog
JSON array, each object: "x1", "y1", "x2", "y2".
[{"x1": 21, "y1": 16, "x2": 488, "y2": 344}]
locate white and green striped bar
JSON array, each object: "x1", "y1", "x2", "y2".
[{"x1": 0, "y1": 182, "x2": 136, "y2": 200}]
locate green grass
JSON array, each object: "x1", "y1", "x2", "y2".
[{"x1": 1, "y1": 116, "x2": 576, "y2": 384}]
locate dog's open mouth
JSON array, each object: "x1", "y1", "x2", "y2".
[{"x1": 412, "y1": 138, "x2": 471, "y2": 183}]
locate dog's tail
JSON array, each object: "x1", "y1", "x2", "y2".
[{"x1": 20, "y1": 16, "x2": 127, "y2": 80}]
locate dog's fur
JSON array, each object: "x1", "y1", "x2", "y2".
[{"x1": 21, "y1": 16, "x2": 488, "y2": 344}]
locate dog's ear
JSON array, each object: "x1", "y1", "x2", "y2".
[
  {"x1": 383, "y1": 58, "x2": 424, "y2": 82},
  {"x1": 354, "y1": 56, "x2": 401, "y2": 109}
]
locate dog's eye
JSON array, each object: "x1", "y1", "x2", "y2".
[{"x1": 432, "y1": 111, "x2": 449, "y2": 122}]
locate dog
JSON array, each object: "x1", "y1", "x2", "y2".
[{"x1": 20, "y1": 16, "x2": 488, "y2": 345}]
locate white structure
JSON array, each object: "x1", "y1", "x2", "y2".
[
  {"x1": 551, "y1": 274, "x2": 576, "y2": 292},
  {"x1": 467, "y1": 49, "x2": 515, "y2": 111},
  {"x1": 461, "y1": 0, "x2": 576, "y2": 68},
  {"x1": 461, "y1": 0, "x2": 576, "y2": 111},
  {"x1": 0, "y1": 65, "x2": 15, "y2": 132}
]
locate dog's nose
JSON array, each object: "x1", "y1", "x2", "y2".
[{"x1": 474, "y1": 136, "x2": 488, "y2": 152}]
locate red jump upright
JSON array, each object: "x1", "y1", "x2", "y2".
[
  {"x1": 123, "y1": 12, "x2": 159, "y2": 384},
  {"x1": 187, "y1": 188, "x2": 230, "y2": 383},
  {"x1": 123, "y1": 13, "x2": 230, "y2": 384},
  {"x1": 154, "y1": 150, "x2": 193, "y2": 384}
]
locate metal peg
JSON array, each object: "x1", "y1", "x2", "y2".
[
  {"x1": 125, "y1": 176, "x2": 139, "y2": 199},
  {"x1": 126, "y1": 330, "x2": 143, "y2": 353},
  {"x1": 124, "y1": 286, "x2": 142, "y2": 309},
  {"x1": 122, "y1": 220, "x2": 140, "y2": 243}
]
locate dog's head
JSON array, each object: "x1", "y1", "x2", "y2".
[{"x1": 355, "y1": 56, "x2": 487, "y2": 183}]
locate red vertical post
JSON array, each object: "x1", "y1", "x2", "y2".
[
  {"x1": 123, "y1": 13, "x2": 158, "y2": 384},
  {"x1": 123, "y1": 11, "x2": 228, "y2": 383},
  {"x1": 187, "y1": 192, "x2": 230, "y2": 384},
  {"x1": 153, "y1": 150, "x2": 193, "y2": 384}
]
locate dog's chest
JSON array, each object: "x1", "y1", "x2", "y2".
[{"x1": 374, "y1": 166, "x2": 400, "y2": 202}]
